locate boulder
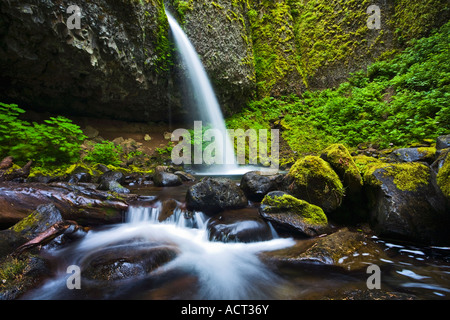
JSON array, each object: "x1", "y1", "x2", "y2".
[
  {"x1": 259, "y1": 191, "x2": 329, "y2": 238},
  {"x1": 185, "y1": 177, "x2": 248, "y2": 215},
  {"x1": 82, "y1": 244, "x2": 179, "y2": 281},
  {"x1": 283, "y1": 156, "x2": 344, "y2": 213},
  {"x1": 153, "y1": 171, "x2": 182, "y2": 187},
  {"x1": 436, "y1": 134, "x2": 450, "y2": 150},
  {"x1": 240, "y1": 171, "x2": 283, "y2": 202},
  {"x1": 436, "y1": 150, "x2": 450, "y2": 202},
  {"x1": 389, "y1": 147, "x2": 436, "y2": 163},
  {"x1": 261, "y1": 228, "x2": 388, "y2": 271},
  {"x1": 320, "y1": 144, "x2": 363, "y2": 196},
  {"x1": 363, "y1": 162, "x2": 449, "y2": 244},
  {"x1": 207, "y1": 209, "x2": 274, "y2": 243},
  {"x1": 98, "y1": 171, "x2": 130, "y2": 194}
]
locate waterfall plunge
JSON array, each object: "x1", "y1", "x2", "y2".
[{"x1": 166, "y1": 11, "x2": 239, "y2": 172}]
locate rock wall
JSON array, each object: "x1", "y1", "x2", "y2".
[{"x1": 0, "y1": 0, "x2": 448, "y2": 122}]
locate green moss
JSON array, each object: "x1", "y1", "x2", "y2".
[
  {"x1": 288, "y1": 155, "x2": 344, "y2": 196},
  {"x1": 10, "y1": 213, "x2": 39, "y2": 234},
  {"x1": 417, "y1": 147, "x2": 436, "y2": 161},
  {"x1": 261, "y1": 194, "x2": 328, "y2": 225},
  {"x1": 320, "y1": 144, "x2": 363, "y2": 191},
  {"x1": 0, "y1": 256, "x2": 27, "y2": 284},
  {"x1": 363, "y1": 162, "x2": 430, "y2": 191},
  {"x1": 437, "y1": 155, "x2": 450, "y2": 199}
]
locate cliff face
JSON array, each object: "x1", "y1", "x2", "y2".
[
  {"x1": 0, "y1": 0, "x2": 448, "y2": 122},
  {"x1": 0, "y1": 0, "x2": 177, "y2": 122}
]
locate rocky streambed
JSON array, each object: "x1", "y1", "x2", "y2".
[{"x1": 0, "y1": 137, "x2": 449, "y2": 300}]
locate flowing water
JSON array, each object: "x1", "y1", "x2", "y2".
[
  {"x1": 167, "y1": 11, "x2": 237, "y2": 170},
  {"x1": 24, "y1": 202, "x2": 296, "y2": 300},
  {"x1": 23, "y1": 184, "x2": 450, "y2": 300}
]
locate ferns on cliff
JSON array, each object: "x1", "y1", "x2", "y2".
[{"x1": 227, "y1": 21, "x2": 450, "y2": 153}]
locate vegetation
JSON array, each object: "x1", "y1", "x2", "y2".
[
  {"x1": 0, "y1": 103, "x2": 86, "y2": 167},
  {"x1": 84, "y1": 141, "x2": 123, "y2": 167},
  {"x1": 227, "y1": 21, "x2": 450, "y2": 155}
]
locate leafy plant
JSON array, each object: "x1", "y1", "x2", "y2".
[
  {"x1": 0, "y1": 103, "x2": 86, "y2": 166},
  {"x1": 84, "y1": 141, "x2": 123, "y2": 166}
]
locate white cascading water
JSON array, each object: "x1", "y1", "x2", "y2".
[
  {"x1": 166, "y1": 11, "x2": 239, "y2": 172},
  {"x1": 25, "y1": 205, "x2": 295, "y2": 300}
]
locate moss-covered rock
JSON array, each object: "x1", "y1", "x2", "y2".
[
  {"x1": 259, "y1": 191, "x2": 329, "y2": 237},
  {"x1": 283, "y1": 156, "x2": 344, "y2": 213},
  {"x1": 320, "y1": 144, "x2": 363, "y2": 196},
  {"x1": 436, "y1": 152, "x2": 450, "y2": 200},
  {"x1": 364, "y1": 161, "x2": 449, "y2": 244}
]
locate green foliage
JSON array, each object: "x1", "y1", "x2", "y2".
[
  {"x1": 84, "y1": 141, "x2": 123, "y2": 166},
  {"x1": 0, "y1": 103, "x2": 86, "y2": 167},
  {"x1": 228, "y1": 21, "x2": 450, "y2": 153}
]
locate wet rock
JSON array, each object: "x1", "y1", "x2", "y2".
[
  {"x1": 240, "y1": 171, "x2": 283, "y2": 202},
  {"x1": 262, "y1": 228, "x2": 387, "y2": 271},
  {"x1": 0, "y1": 160, "x2": 32, "y2": 182},
  {"x1": 185, "y1": 177, "x2": 248, "y2": 215},
  {"x1": 389, "y1": 147, "x2": 436, "y2": 163},
  {"x1": 98, "y1": 171, "x2": 129, "y2": 194},
  {"x1": 153, "y1": 171, "x2": 182, "y2": 187},
  {"x1": 436, "y1": 149, "x2": 450, "y2": 203},
  {"x1": 207, "y1": 209, "x2": 273, "y2": 243},
  {"x1": 82, "y1": 244, "x2": 179, "y2": 281},
  {"x1": 436, "y1": 134, "x2": 450, "y2": 150},
  {"x1": 282, "y1": 156, "x2": 344, "y2": 213},
  {"x1": 259, "y1": 191, "x2": 329, "y2": 238},
  {"x1": 159, "y1": 199, "x2": 179, "y2": 222},
  {"x1": 0, "y1": 204, "x2": 64, "y2": 258},
  {"x1": 0, "y1": 182, "x2": 133, "y2": 227},
  {"x1": 363, "y1": 162, "x2": 449, "y2": 245},
  {"x1": 0, "y1": 253, "x2": 51, "y2": 300},
  {"x1": 174, "y1": 171, "x2": 196, "y2": 182}
]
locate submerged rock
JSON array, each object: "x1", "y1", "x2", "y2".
[
  {"x1": 259, "y1": 191, "x2": 329, "y2": 238},
  {"x1": 207, "y1": 209, "x2": 273, "y2": 243},
  {"x1": 283, "y1": 156, "x2": 344, "y2": 213},
  {"x1": 82, "y1": 244, "x2": 179, "y2": 281},
  {"x1": 262, "y1": 228, "x2": 387, "y2": 271},
  {"x1": 185, "y1": 177, "x2": 248, "y2": 215}
]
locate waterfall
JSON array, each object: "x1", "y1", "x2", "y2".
[{"x1": 166, "y1": 11, "x2": 238, "y2": 171}]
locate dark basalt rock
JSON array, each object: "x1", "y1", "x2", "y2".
[{"x1": 185, "y1": 177, "x2": 248, "y2": 215}]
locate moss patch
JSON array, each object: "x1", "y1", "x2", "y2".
[
  {"x1": 320, "y1": 144, "x2": 363, "y2": 193},
  {"x1": 363, "y1": 162, "x2": 430, "y2": 192},
  {"x1": 261, "y1": 193, "x2": 328, "y2": 226},
  {"x1": 437, "y1": 155, "x2": 450, "y2": 199}
]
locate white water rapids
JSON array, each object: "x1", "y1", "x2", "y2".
[{"x1": 25, "y1": 205, "x2": 295, "y2": 300}]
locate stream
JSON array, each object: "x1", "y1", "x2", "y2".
[{"x1": 22, "y1": 178, "x2": 450, "y2": 300}]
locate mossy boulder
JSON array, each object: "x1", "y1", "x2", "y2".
[
  {"x1": 364, "y1": 162, "x2": 449, "y2": 245},
  {"x1": 240, "y1": 171, "x2": 284, "y2": 202},
  {"x1": 389, "y1": 147, "x2": 436, "y2": 164},
  {"x1": 320, "y1": 144, "x2": 363, "y2": 196},
  {"x1": 259, "y1": 191, "x2": 329, "y2": 238},
  {"x1": 283, "y1": 156, "x2": 344, "y2": 213},
  {"x1": 436, "y1": 151, "x2": 450, "y2": 201}
]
